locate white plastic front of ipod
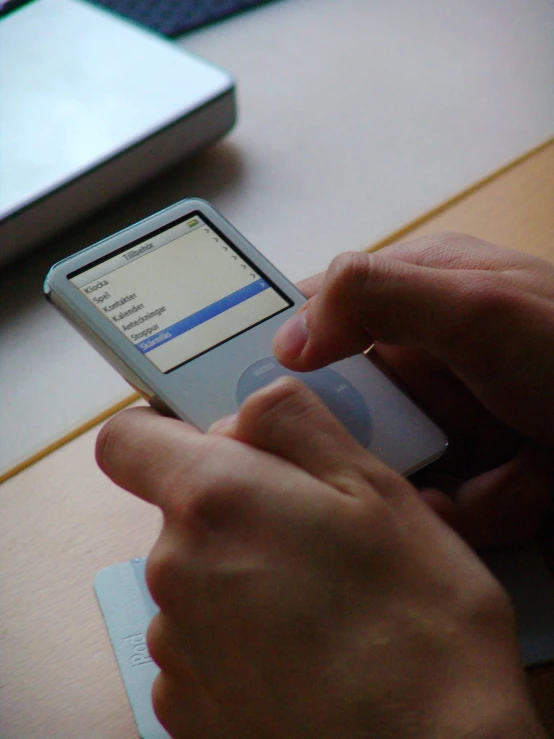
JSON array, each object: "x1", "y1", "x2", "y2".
[{"x1": 45, "y1": 199, "x2": 447, "y2": 476}]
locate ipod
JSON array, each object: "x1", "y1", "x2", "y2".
[{"x1": 44, "y1": 198, "x2": 447, "y2": 475}]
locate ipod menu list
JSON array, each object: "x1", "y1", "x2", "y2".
[{"x1": 74, "y1": 221, "x2": 289, "y2": 372}]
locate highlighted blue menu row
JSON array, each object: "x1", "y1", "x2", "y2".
[{"x1": 136, "y1": 279, "x2": 270, "y2": 354}]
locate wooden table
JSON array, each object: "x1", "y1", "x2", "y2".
[{"x1": 1, "y1": 142, "x2": 553, "y2": 738}]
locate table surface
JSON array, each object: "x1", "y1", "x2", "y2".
[{"x1": 1, "y1": 141, "x2": 553, "y2": 739}]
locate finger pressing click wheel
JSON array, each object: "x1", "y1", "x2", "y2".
[{"x1": 216, "y1": 376, "x2": 384, "y2": 490}]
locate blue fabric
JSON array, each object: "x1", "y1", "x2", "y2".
[{"x1": 91, "y1": 0, "x2": 277, "y2": 37}]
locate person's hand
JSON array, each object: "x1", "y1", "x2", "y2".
[
  {"x1": 96, "y1": 381, "x2": 544, "y2": 739},
  {"x1": 275, "y1": 234, "x2": 554, "y2": 547}
]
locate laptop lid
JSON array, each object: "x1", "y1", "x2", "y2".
[{"x1": 0, "y1": 0, "x2": 236, "y2": 263}]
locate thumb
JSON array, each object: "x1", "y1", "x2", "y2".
[
  {"x1": 274, "y1": 246, "x2": 554, "y2": 445},
  {"x1": 273, "y1": 250, "x2": 475, "y2": 371}
]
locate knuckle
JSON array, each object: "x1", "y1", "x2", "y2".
[
  {"x1": 185, "y1": 482, "x2": 243, "y2": 537},
  {"x1": 153, "y1": 440, "x2": 250, "y2": 547},
  {"x1": 146, "y1": 545, "x2": 184, "y2": 609},
  {"x1": 460, "y1": 262, "x2": 539, "y2": 328},
  {"x1": 160, "y1": 436, "x2": 235, "y2": 518},
  {"x1": 146, "y1": 612, "x2": 165, "y2": 667},
  {"x1": 407, "y1": 232, "x2": 480, "y2": 267},
  {"x1": 151, "y1": 673, "x2": 173, "y2": 733},
  {"x1": 462, "y1": 569, "x2": 516, "y2": 637},
  {"x1": 462, "y1": 273, "x2": 513, "y2": 321},
  {"x1": 483, "y1": 582, "x2": 517, "y2": 634},
  {"x1": 394, "y1": 232, "x2": 503, "y2": 270},
  {"x1": 446, "y1": 272, "x2": 523, "y2": 370},
  {"x1": 326, "y1": 251, "x2": 373, "y2": 299},
  {"x1": 156, "y1": 446, "x2": 206, "y2": 514}
]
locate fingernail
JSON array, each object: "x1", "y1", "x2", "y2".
[
  {"x1": 207, "y1": 413, "x2": 237, "y2": 434},
  {"x1": 273, "y1": 311, "x2": 308, "y2": 360}
]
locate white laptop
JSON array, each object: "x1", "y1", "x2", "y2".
[{"x1": 0, "y1": 0, "x2": 236, "y2": 265}]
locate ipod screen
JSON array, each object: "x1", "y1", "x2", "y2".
[{"x1": 70, "y1": 216, "x2": 291, "y2": 373}]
